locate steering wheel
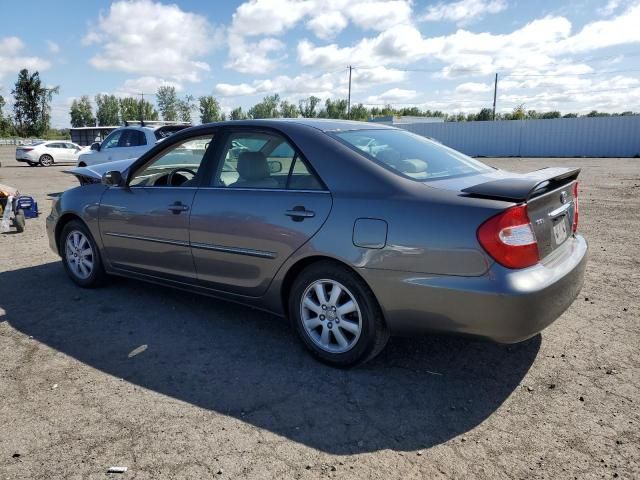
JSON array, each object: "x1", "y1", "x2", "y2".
[{"x1": 167, "y1": 167, "x2": 197, "y2": 186}]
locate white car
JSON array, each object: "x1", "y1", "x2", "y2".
[
  {"x1": 77, "y1": 124, "x2": 188, "y2": 167},
  {"x1": 15, "y1": 141, "x2": 84, "y2": 167}
]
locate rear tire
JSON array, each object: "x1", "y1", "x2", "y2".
[
  {"x1": 289, "y1": 261, "x2": 389, "y2": 368},
  {"x1": 13, "y1": 209, "x2": 25, "y2": 233},
  {"x1": 60, "y1": 220, "x2": 106, "y2": 288},
  {"x1": 39, "y1": 154, "x2": 54, "y2": 167}
]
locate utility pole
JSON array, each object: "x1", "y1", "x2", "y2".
[
  {"x1": 139, "y1": 92, "x2": 145, "y2": 125},
  {"x1": 492, "y1": 73, "x2": 498, "y2": 121},
  {"x1": 347, "y1": 65, "x2": 352, "y2": 120}
]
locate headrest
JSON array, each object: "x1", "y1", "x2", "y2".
[{"x1": 237, "y1": 151, "x2": 270, "y2": 181}]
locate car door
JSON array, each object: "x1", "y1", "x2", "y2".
[
  {"x1": 117, "y1": 129, "x2": 149, "y2": 161},
  {"x1": 189, "y1": 128, "x2": 332, "y2": 297},
  {"x1": 95, "y1": 129, "x2": 123, "y2": 163},
  {"x1": 99, "y1": 132, "x2": 216, "y2": 282}
]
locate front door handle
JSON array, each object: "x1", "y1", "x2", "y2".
[
  {"x1": 285, "y1": 206, "x2": 315, "y2": 221},
  {"x1": 168, "y1": 202, "x2": 189, "y2": 214}
]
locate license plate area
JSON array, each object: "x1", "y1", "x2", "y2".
[{"x1": 552, "y1": 215, "x2": 568, "y2": 245}]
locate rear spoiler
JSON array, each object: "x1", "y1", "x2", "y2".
[{"x1": 461, "y1": 167, "x2": 580, "y2": 202}]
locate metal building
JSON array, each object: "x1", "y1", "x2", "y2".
[
  {"x1": 400, "y1": 116, "x2": 640, "y2": 157},
  {"x1": 70, "y1": 126, "x2": 119, "y2": 146}
]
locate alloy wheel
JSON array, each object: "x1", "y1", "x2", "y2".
[
  {"x1": 65, "y1": 230, "x2": 94, "y2": 280},
  {"x1": 300, "y1": 279, "x2": 362, "y2": 354}
]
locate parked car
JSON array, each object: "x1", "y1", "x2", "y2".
[
  {"x1": 47, "y1": 119, "x2": 587, "y2": 367},
  {"x1": 77, "y1": 124, "x2": 189, "y2": 167},
  {"x1": 15, "y1": 141, "x2": 84, "y2": 167}
]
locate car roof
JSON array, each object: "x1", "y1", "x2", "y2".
[{"x1": 197, "y1": 118, "x2": 397, "y2": 133}]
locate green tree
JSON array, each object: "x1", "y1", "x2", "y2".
[
  {"x1": 248, "y1": 94, "x2": 281, "y2": 119},
  {"x1": 322, "y1": 99, "x2": 348, "y2": 119},
  {"x1": 562, "y1": 113, "x2": 578, "y2": 118},
  {"x1": 279, "y1": 100, "x2": 298, "y2": 118},
  {"x1": 229, "y1": 106, "x2": 247, "y2": 120},
  {"x1": 156, "y1": 86, "x2": 178, "y2": 121},
  {"x1": 510, "y1": 104, "x2": 526, "y2": 120},
  {"x1": 349, "y1": 103, "x2": 370, "y2": 121},
  {"x1": 199, "y1": 95, "x2": 223, "y2": 123},
  {"x1": 119, "y1": 97, "x2": 159, "y2": 122},
  {"x1": 541, "y1": 111, "x2": 561, "y2": 119},
  {"x1": 69, "y1": 95, "x2": 95, "y2": 127},
  {"x1": 298, "y1": 96, "x2": 321, "y2": 118},
  {"x1": 11, "y1": 68, "x2": 44, "y2": 137},
  {"x1": 95, "y1": 94, "x2": 120, "y2": 125},
  {"x1": 0, "y1": 94, "x2": 12, "y2": 135},
  {"x1": 177, "y1": 94, "x2": 195, "y2": 123},
  {"x1": 475, "y1": 108, "x2": 494, "y2": 121}
]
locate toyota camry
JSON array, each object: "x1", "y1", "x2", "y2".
[{"x1": 46, "y1": 119, "x2": 587, "y2": 367}]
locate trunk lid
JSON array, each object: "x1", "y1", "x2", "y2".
[{"x1": 428, "y1": 167, "x2": 580, "y2": 260}]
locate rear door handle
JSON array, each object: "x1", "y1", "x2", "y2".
[
  {"x1": 168, "y1": 202, "x2": 190, "y2": 214},
  {"x1": 285, "y1": 206, "x2": 315, "y2": 221}
]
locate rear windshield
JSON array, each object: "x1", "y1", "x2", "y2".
[{"x1": 335, "y1": 129, "x2": 492, "y2": 181}]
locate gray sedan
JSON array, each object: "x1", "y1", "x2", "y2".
[{"x1": 46, "y1": 119, "x2": 587, "y2": 367}]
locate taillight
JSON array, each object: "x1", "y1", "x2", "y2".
[
  {"x1": 477, "y1": 204, "x2": 539, "y2": 269},
  {"x1": 572, "y1": 182, "x2": 579, "y2": 233},
  {"x1": 21, "y1": 148, "x2": 33, "y2": 152}
]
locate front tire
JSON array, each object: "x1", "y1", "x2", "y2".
[
  {"x1": 39, "y1": 154, "x2": 54, "y2": 167},
  {"x1": 60, "y1": 220, "x2": 106, "y2": 288},
  {"x1": 289, "y1": 261, "x2": 389, "y2": 367}
]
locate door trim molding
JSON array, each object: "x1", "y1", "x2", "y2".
[
  {"x1": 104, "y1": 231, "x2": 189, "y2": 247},
  {"x1": 105, "y1": 231, "x2": 276, "y2": 259},
  {"x1": 190, "y1": 242, "x2": 276, "y2": 259}
]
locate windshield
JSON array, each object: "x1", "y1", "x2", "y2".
[{"x1": 335, "y1": 129, "x2": 492, "y2": 181}]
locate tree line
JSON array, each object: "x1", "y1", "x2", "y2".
[
  {"x1": 69, "y1": 87, "x2": 637, "y2": 128},
  {"x1": 1, "y1": 71, "x2": 637, "y2": 138}
]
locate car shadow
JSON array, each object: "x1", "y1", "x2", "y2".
[{"x1": 1, "y1": 262, "x2": 540, "y2": 455}]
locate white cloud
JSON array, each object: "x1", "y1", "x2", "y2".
[
  {"x1": 598, "y1": 0, "x2": 622, "y2": 16},
  {"x1": 46, "y1": 40, "x2": 60, "y2": 54},
  {"x1": 558, "y1": 3, "x2": 640, "y2": 53},
  {"x1": 366, "y1": 88, "x2": 417, "y2": 103},
  {"x1": 455, "y1": 82, "x2": 492, "y2": 93},
  {"x1": 0, "y1": 37, "x2": 51, "y2": 80},
  {"x1": 306, "y1": 11, "x2": 348, "y2": 39},
  {"x1": 225, "y1": 0, "x2": 414, "y2": 72},
  {"x1": 116, "y1": 77, "x2": 183, "y2": 96},
  {"x1": 225, "y1": 36, "x2": 286, "y2": 74},
  {"x1": 346, "y1": 1, "x2": 413, "y2": 31},
  {"x1": 421, "y1": 0, "x2": 508, "y2": 25},
  {"x1": 84, "y1": 0, "x2": 222, "y2": 84}
]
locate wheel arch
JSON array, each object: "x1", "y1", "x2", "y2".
[
  {"x1": 54, "y1": 213, "x2": 89, "y2": 255},
  {"x1": 280, "y1": 255, "x2": 384, "y2": 323},
  {"x1": 39, "y1": 153, "x2": 54, "y2": 163}
]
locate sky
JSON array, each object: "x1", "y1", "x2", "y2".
[{"x1": 1, "y1": 0, "x2": 640, "y2": 127}]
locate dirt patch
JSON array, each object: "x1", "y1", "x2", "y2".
[{"x1": 1, "y1": 146, "x2": 638, "y2": 479}]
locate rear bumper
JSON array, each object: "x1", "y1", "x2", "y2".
[{"x1": 361, "y1": 234, "x2": 588, "y2": 343}]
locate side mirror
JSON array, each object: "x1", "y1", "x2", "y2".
[
  {"x1": 90, "y1": 142, "x2": 101, "y2": 151},
  {"x1": 102, "y1": 170, "x2": 124, "y2": 187},
  {"x1": 268, "y1": 160, "x2": 283, "y2": 174}
]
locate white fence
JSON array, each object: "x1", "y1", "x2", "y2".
[{"x1": 401, "y1": 116, "x2": 640, "y2": 157}]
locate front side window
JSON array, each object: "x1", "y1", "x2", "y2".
[
  {"x1": 102, "y1": 130, "x2": 122, "y2": 149},
  {"x1": 335, "y1": 129, "x2": 493, "y2": 181},
  {"x1": 213, "y1": 131, "x2": 323, "y2": 190},
  {"x1": 129, "y1": 135, "x2": 213, "y2": 187}
]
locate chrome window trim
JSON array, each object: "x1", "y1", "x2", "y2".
[{"x1": 197, "y1": 186, "x2": 331, "y2": 194}]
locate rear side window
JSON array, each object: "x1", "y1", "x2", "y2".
[
  {"x1": 213, "y1": 131, "x2": 323, "y2": 190},
  {"x1": 335, "y1": 129, "x2": 492, "y2": 181},
  {"x1": 118, "y1": 129, "x2": 146, "y2": 147}
]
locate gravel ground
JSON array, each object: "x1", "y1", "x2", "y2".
[{"x1": 0, "y1": 145, "x2": 638, "y2": 479}]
